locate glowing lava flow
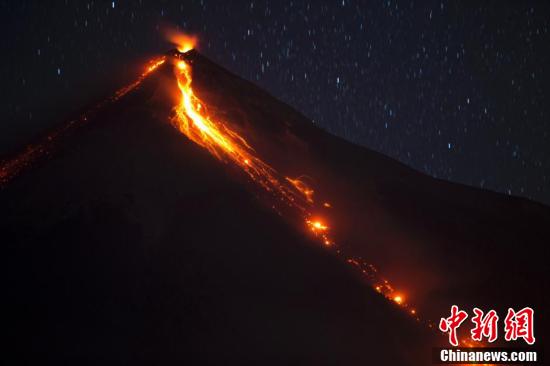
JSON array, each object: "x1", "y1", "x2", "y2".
[
  {"x1": 172, "y1": 56, "x2": 337, "y2": 249},
  {"x1": 171, "y1": 58, "x2": 310, "y2": 215},
  {"x1": 286, "y1": 176, "x2": 314, "y2": 203},
  {"x1": 113, "y1": 57, "x2": 166, "y2": 100},
  {"x1": 170, "y1": 52, "x2": 426, "y2": 321},
  {"x1": 0, "y1": 56, "x2": 165, "y2": 186}
]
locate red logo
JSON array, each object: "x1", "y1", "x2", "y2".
[
  {"x1": 439, "y1": 305, "x2": 469, "y2": 346},
  {"x1": 439, "y1": 306, "x2": 535, "y2": 346},
  {"x1": 470, "y1": 307, "x2": 499, "y2": 343},
  {"x1": 504, "y1": 307, "x2": 535, "y2": 345}
]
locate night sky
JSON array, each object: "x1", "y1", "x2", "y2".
[{"x1": 1, "y1": 1, "x2": 549, "y2": 205}]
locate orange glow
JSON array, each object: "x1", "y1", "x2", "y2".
[
  {"x1": 146, "y1": 58, "x2": 166, "y2": 73},
  {"x1": 458, "y1": 339, "x2": 496, "y2": 366},
  {"x1": 308, "y1": 219, "x2": 328, "y2": 231},
  {"x1": 305, "y1": 218, "x2": 331, "y2": 245},
  {"x1": 0, "y1": 56, "x2": 166, "y2": 187},
  {"x1": 173, "y1": 60, "x2": 257, "y2": 161},
  {"x1": 169, "y1": 53, "x2": 429, "y2": 328},
  {"x1": 171, "y1": 57, "x2": 308, "y2": 207},
  {"x1": 166, "y1": 29, "x2": 197, "y2": 53},
  {"x1": 114, "y1": 56, "x2": 166, "y2": 100},
  {"x1": 346, "y1": 258, "x2": 419, "y2": 320},
  {"x1": 171, "y1": 57, "x2": 337, "y2": 250},
  {"x1": 0, "y1": 50, "x2": 440, "y2": 344},
  {"x1": 393, "y1": 295, "x2": 404, "y2": 304},
  {"x1": 286, "y1": 176, "x2": 315, "y2": 203}
]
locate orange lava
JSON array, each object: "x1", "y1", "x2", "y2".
[
  {"x1": 286, "y1": 176, "x2": 315, "y2": 203},
  {"x1": 172, "y1": 56, "x2": 327, "y2": 220},
  {"x1": 0, "y1": 56, "x2": 166, "y2": 187},
  {"x1": 113, "y1": 57, "x2": 165, "y2": 100},
  {"x1": 169, "y1": 50, "x2": 425, "y2": 325}
]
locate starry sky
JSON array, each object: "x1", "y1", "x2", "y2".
[{"x1": 1, "y1": 1, "x2": 549, "y2": 205}]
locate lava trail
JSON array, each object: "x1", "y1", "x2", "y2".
[
  {"x1": 169, "y1": 51, "x2": 499, "y2": 360},
  {"x1": 0, "y1": 57, "x2": 165, "y2": 186},
  {"x1": 169, "y1": 49, "x2": 429, "y2": 324}
]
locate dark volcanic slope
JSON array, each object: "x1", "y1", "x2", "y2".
[
  {"x1": 2, "y1": 58, "x2": 435, "y2": 365},
  {"x1": 2, "y1": 51, "x2": 549, "y2": 364},
  {"x1": 181, "y1": 51, "x2": 550, "y2": 350}
]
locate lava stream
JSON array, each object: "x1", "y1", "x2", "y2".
[
  {"x1": 0, "y1": 56, "x2": 166, "y2": 186},
  {"x1": 170, "y1": 51, "x2": 426, "y2": 322},
  {"x1": 170, "y1": 49, "x2": 496, "y2": 360},
  {"x1": 171, "y1": 58, "x2": 307, "y2": 215}
]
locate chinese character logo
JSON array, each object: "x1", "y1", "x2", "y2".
[
  {"x1": 470, "y1": 307, "x2": 499, "y2": 343},
  {"x1": 439, "y1": 306, "x2": 535, "y2": 346},
  {"x1": 504, "y1": 307, "x2": 535, "y2": 345},
  {"x1": 439, "y1": 305, "x2": 469, "y2": 346}
]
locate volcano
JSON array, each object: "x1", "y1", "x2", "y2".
[{"x1": 2, "y1": 50, "x2": 548, "y2": 364}]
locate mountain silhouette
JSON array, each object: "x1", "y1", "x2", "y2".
[{"x1": 2, "y1": 50, "x2": 548, "y2": 364}]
